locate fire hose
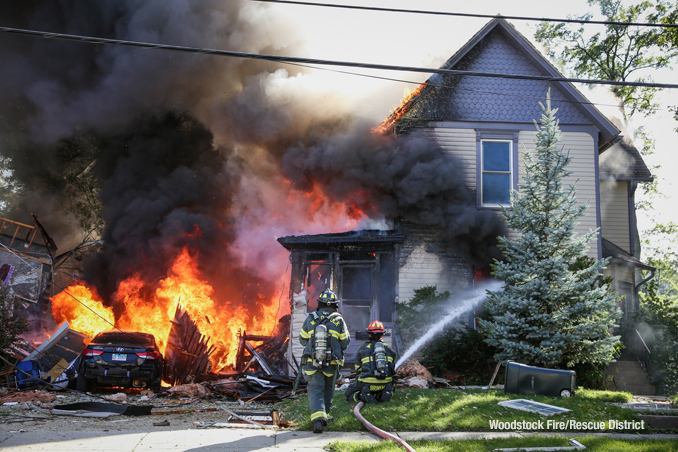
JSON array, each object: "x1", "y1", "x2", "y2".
[{"x1": 352, "y1": 401, "x2": 417, "y2": 452}]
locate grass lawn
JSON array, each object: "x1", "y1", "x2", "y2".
[
  {"x1": 325, "y1": 436, "x2": 678, "y2": 452},
  {"x1": 277, "y1": 388, "x2": 650, "y2": 433}
]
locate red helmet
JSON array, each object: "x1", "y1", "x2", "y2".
[{"x1": 367, "y1": 320, "x2": 385, "y2": 334}]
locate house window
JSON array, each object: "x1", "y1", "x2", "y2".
[{"x1": 481, "y1": 140, "x2": 512, "y2": 206}]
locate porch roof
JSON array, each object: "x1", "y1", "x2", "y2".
[{"x1": 277, "y1": 229, "x2": 405, "y2": 250}]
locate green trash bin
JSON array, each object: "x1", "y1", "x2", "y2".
[{"x1": 504, "y1": 361, "x2": 576, "y2": 397}]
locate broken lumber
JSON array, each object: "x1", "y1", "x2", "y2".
[{"x1": 163, "y1": 305, "x2": 214, "y2": 386}]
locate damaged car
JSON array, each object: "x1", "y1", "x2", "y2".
[{"x1": 78, "y1": 330, "x2": 164, "y2": 391}]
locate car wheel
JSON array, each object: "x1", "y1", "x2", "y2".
[{"x1": 560, "y1": 389, "x2": 571, "y2": 398}]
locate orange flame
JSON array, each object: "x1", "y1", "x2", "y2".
[
  {"x1": 51, "y1": 245, "x2": 281, "y2": 372},
  {"x1": 51, "y1": 283, "x2": 115, "y2": 338},
  {"x1": 372, "y1": 83, "x2": 427, "y2": 135}
]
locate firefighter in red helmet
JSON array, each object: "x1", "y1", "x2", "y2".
[{"x1": 345, "y1": 320, "x2": 397, "y2": 405}]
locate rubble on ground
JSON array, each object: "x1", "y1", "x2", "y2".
[
  {"x1": 0, "y1": 390, "x2": 57, "y2": 404},
  {"x1": 395, "y1": 358, "x2": 435, "y2": 388},
  {"x1": 0, "y1": 385, "x2": 288, "y2": 432},
  {"x1": 168, "y1": 383, "x2": 209, "y2": 398}
]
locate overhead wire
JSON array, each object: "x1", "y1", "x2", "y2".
[
  {"x1": 287, "y1": 60, "x2": 667, "y2": 114},
  {"x1": 251, "y1": 0, "x2": 678, "y2": 29},
  {"x1": 1, "y1": 26, "x2": 677, "y2": 90}
]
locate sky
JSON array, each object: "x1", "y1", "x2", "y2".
[{"x1": 267, "y1": 0, "x2": 678, "y2": 250}]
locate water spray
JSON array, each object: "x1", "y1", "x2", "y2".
[{"x1": 395, "y1": 282, "x2": 503, "y2": 369}]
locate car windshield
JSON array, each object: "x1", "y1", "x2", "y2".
[{"x1": 92, "y1": 332, "x2": 155, "y2": 347}]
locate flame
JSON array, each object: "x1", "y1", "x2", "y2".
[
  {"x1": 51, "y1": 283, "x2": 115, "y2": 338},
  {"x1": 115, "y1": 275, "x2": 174, "y2": 354},
  {"x1": 372, "y1": 83, "x2": 427, "y2": 135},
  {"x1": 286, "y1": 181, "x2": 371, "y2": 229},
  {"x1": 51, "y1": 245, "x2": 281, "y2": 372}
]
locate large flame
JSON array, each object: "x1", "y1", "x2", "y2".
[{"x1": 51, "y1": 246, "x2": 281, "y2": 371}]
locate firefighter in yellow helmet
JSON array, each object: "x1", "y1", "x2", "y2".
[
  {"x1": 299, "y1": 289, "x2": 350, "y2": 433},
  {"x1": 345, "y1": 320, "x2": 397, "y2": 405}
]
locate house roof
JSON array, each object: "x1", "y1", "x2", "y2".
[
  {"x1": 389, "y1": 18, "x2": 621, "y2": 149},
  {"x1": 599, "y1": 136, "x2": 653, "y2": 181},
  {"x1": 602, "y1": 238, "x2": 654, "y2": 270},
  {"x1": 277, "y1": 229, "x2": 405, "y2": 250}
]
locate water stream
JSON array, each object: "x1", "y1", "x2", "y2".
[{"x1": 395, "y1": 281, "x2": 503, "y2": 369}]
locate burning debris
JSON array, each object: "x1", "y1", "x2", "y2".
[{"x1": 164, "y1": 305, "x2": 215, "y2": 386}]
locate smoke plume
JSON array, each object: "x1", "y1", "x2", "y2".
[{"x1": 0, "y1": 1, "x2": 504, "y2": 317}]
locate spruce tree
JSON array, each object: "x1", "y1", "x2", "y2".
[{"x1": 480, "y1": 91, "x2": 621, "y2": 368}]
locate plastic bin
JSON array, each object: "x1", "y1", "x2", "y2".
[
  {"x1": 14, "y1": 360, "x2": 43, "y2": 389},
  {"x1": 504, "y1": 361, "x2": 576, "y2": 397}
]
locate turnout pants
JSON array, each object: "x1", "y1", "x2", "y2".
[
  {"x1": 345, "y1": 380, "x2": 393, "y2": 404},
  {"x1": 303, "y1": 364, "x2": 339, "y2": 424}
]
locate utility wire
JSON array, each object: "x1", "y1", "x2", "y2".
[
  {"x1": 251, "y1": 0, "x2": 678, "y2": 29},
  {"x1": 294, "y1": 61, "x2": 666, "y2": 113},
  {"x1": 1, "y1": 26, "x2": 677, "y2": 89}
]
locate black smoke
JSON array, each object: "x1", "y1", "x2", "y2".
[{"x1": 0, "y1": 1, "x2": 504, "y2": 306}]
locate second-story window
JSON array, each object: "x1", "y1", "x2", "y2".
[{"x1": 481, "y1": 140, "x2": 512, "y2": 206}]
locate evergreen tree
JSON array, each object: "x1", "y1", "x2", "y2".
[{"x1": 480, "y1": 92, "x2": 621, "y2": 368}]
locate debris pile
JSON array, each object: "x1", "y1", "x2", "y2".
[
  {"x1": 207, "y1": 374, "x2": 305, "y2": 402},
  {"x1": 395, "y1": 358, "x2": 435, "y2": 388},
  {"x1": 164, "y1": 305, "x2": 215, "y2": 386}
]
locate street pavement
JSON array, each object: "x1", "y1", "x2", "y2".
[{"x1": 0, "y1": 429, "x2": 677, "y2": 451}]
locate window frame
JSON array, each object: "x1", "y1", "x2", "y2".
[{"x1": 476, "y1": 131, "x2": 519, "y2": 209}]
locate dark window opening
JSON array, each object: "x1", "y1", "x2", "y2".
[
  {"x1": 305, "y1": 263, "x2": 331, "y2": 312},
  {"x1": 341, "y1": 266, "x2": 373, "y2": 332}
]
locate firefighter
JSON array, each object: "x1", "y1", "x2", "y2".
[
  {"x1": 345, "y1": 320, "x2": 397, "y2": 405},
  {"x1": 299, "y1": 289, "x2": 350, "y2": 434}
]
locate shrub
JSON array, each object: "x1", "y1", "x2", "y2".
[
  {"x1": 396, "y1": 286, "x2": 451, "y2": 350},
  {"x1": 397, "y1": 286, "x2": 499, "y2": 384},
  {"x1": 420, "y1": 322, "x2": 498, "y2": 384},
  {"x1": 638, "y1": 278, "x2": 678, "y2": 395}
]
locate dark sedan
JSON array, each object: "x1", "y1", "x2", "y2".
[{"x1": 78, "y1": 331, "x2": 164, "y2": 391}]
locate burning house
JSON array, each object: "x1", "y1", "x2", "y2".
[
  {"x1": 0, "y1": 4, "x2": 654, "y2": 389},
  {"x1": 278, "y1": 18, "x2": 654, "y2": 374}
]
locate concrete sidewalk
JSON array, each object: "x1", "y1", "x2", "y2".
[{"x1": 1, "y1": 429, "x2": 676, "y2": 451}]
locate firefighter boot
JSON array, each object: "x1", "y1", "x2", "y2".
[
  {"x1": 361, "y1": 385, "x2": 378, "y2": 404},
  {"x1": 313, "y1": 420, "x2": 324, "y2": 433},
  {"x1": 379, "y1": 383, "x2": 394, "y2": 403}
]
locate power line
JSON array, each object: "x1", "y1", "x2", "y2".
[
  {"x1": 292, "y1": 61, "x2": 666, "y2": 113},
  {"x1": 1, "y1": 26, "x2": 678, "y2": 90},
  {"x1": 251, "y1": 0, "x2": 678, "y2": 29}
]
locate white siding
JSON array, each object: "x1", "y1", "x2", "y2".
[
  {"x1": 600, "y1": 181, "x2": 631, "y2": 253},
  {"x1": 429, "y1": 128, "x2": 477, "y2": 190},
  {"x1": 398, "y1": 244, "x2": 457, "y2": 303},
  {"x1": 287, "y1": 290, "x2": 309, "y2": 373}
]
